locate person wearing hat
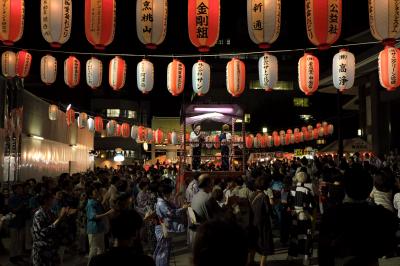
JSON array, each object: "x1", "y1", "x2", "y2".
[
  {"x1": 190, "y1": 123, "x2": 204, "y2": 171},
  {"x1": 219, "y1": 124, "x2": 232, "y2": 171}
]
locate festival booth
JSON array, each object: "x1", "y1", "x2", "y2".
[{"x1": 319, "y1": 137, "x2": 372, "y2": 155}]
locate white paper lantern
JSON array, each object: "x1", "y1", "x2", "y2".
[
  {"x1": 87, "y1": 117, "x2": 95, "y2": 132},
  {"x1": 41, "y1": 55, "x2": 57, "y2": 85},
  {"x1": 369, "y1": 0, "x2": 400, "y2": 43},
  {"x1": 1, "y1": 51, "x2": 16, "y2": 78},
  {"x1": 41, "y1": 0, "x2": 72, "y2": 47},
  {"x1": 86, "y1": 57, "x2": 103, "y2": 89},
  {"x1": 137, "y1": 59, "x2": 154, "y2": 94},
  {"x1": 106, "y1": 120, "x2": 117, "y2": 137},
  {"x1": 258, "y1": 53, "x2": 278, "y2": 91},
  {"x1": 192, "y1": 60, "x2": 211, "y2": 96},
  {"x1": 48, "y1": 104, "x2": 58, "y2": 120},
  {"x1": 77, "y1": 112, "x2": 88, "y2": 129},
  {"x1": 131, "y1": 125, "x2": 138, "y2": 140},
  {"x1": 170, "y1": 131, "x2": 178, "y2": 145},
  {"x1": 333, "y1": 49, "x2": 355, "y2": 91}
]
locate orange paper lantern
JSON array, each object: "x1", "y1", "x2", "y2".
[
  {"x1": 15, "y1": 50, "x2": 31, "y2": 78},
  {"x1": 109, "y1": 56, "x2": 126, "y2": 91},
  {"x1": 378, "y1": 45, "x2": 400, "y2": 91},
  {"x1": 226, "y1": 58, "x2": 246, "y2": 97},
  {"x1": 94, "y1": 116, "x2": 103, "y2": 132},
  {"x1": 64, "y1": 55, "x2": 80, "y2": 88},
  {"x1": 167, "y1": 59, "x2": 185, "y2": 96},
  {"x1": 245, "y1": 134, "x2": 254, "y2": 149},
  {"x1": 298, "y1": 53, "x2": 319, "y2": 96},
  {"x1": 153, "y1": 128, "x2": 164, "y2": 144},
  {"x1": 121, "y1": 123, "x2": 130, "y2": 138},
  {"x1": 66, "y1": 108, "x2": 75, "y2": 126},
  {"x1": 0, "y1": 0, "x2": 24, "y2": 45}
]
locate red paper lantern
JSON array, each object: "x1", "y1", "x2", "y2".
[
  {"x1": 15, "y1": 50, "x2": 31, "y2": 78},
  {"x1": 0, "y1": 0, "x2": 24, "y2": 46},
  {"x1": 260, "y1": 134, "x2": 267, "y2": 148},
  {"x1": 154, "y1": 128, "x2": 164, "y2": 144},
  {"x1": 188, "y1": 0, "x2": 220, "y2": 52},
  {"x1": 294, "y1": 132, "x2": 301, "y2": 143},
  {"x1": 245, "y1": 134, "x2": 254, "y2": 149},
  {"x1": 286, "y1": 129, "x2": 293, "y2": 135},
  {"x1": 272, "y1": 131, "x2": 278, "y2": 137},
  {"x1": 109, "y1": 56, "x2": 126, "y2": 91},
  {"x1": 298, "y1": 53, "x2": 319, "y2": 96},
  {"x1": 274, "y1": 135, "x2": 280, "y2": 147},
  {"x1": 66, "y1": 108, "x2": 75, "y2": 126},
  {"x1": 316, "y1": 123, "x2": 322, "y2": 128},
  {"x1": 115, "y1": 124, "x2": 122, "y2": 137},
  {"x1": 167, "y1": 59, "x2": 185, "y2": 96},
  {"x1": 94, "y1": 116, "x2": 103, "y2": 132},
  {"x1": 121, "y1": 123, "x2": 130, "y2": 138},
  {"x1": 64, "y1": 56, "x2": 80, "y2": 88},
  {"x1": 226, "y1": 58, "x2": 246, "y2": 97},
  {"x1": 285, "y1": 133, "x2": 292, "y2": 145},
  {"x1": 313, "y1": 128, "x2": 319, "y2": 140},
  {"x1": 137, "y1": 126, "x2": 146, "y2": 142},
  {"x1": 379, "y1": 45, "x2": 400, "y2": 91}
]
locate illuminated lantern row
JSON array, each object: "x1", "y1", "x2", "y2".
[
  {"x1": 247, "y1": 0, "x2": 281, "y2": 49},
  {"x1": 41, "y1": 55, "x2": 57, "y2": 85},
  {"x1": 15, "y1": 50, "x2": 31, "y2": 78},
  {"x1": 226, "y1": 58, "x2": 246, "y2": 97},
  {"x1": 87, "y1": 117, "x2": 95, "y2": 132},
  {"x1": 1, "y1": 51, "x2": 17, "y2": 78},
  {"x1": 305, "y1": 0, "x2": 342, "y2": 50},
  {"x1": 109, "y1": 56, "x2": 126, "y2": 91},
  {"x1": 167, "y1": 59, "x2": 185, "y2": 96},
  {"x1": 41, "y1": 0, "x2": 72, "y2": 48},
  {"x1": 258, "y1": 53, "x2": 278, "y2": 91},
  {"x1": 192, "y1": 60, "x2": 210, "y2": 96},
  {"x1": 333, "y1": 49, "x2": 355, "y2": 91},
  {"x1": 131, "y1": 125, "x2": 138, "y2": 140},
  {"x1": 85, "y1": 0, "x2": 115, "y2": 50},
  {"x1": 66, "y1": 108, "x2": 75, "y2": 126},
  {"x1": 48, "y1": 104, "x2": 58, "y2": 121},
  {"x1": 0, "y1": 0, "x2": 24, "y2": 46},
  {"x1": 153, "y1": 128, "x2": 164, "y2": 144},
  {"x1": 86, "y1": 57, "x2": 103, "y2": 89},
  {"x1": 378, "y1": 46, "x2": 400, "y2": 91},
  {"x1": 369, "y1": 0, "x2": 400, "y2": 43},
  {"x1": 121, "y1": 123, "x2": 130, "y2": 138},
  {"x1": 136, "y1": 0, "x2": 168, "y2": 49},
  {"x1": 137, "y1": 59, "x2": 154, "y2": 94},
  {"x1": 94, "y1": 116, "x2": 103, "y2": 132},
  {"x1": 64, "y1": 55, "x2": 80, "y2": 88},
  {"x1": 106, "y1": 120, "x2": 117, "y2": 137},
  {"x1": 298, "y1": 53, "x2": 319, "y2": 96},
  {"x1": 188, "y1": 0, "x2": 220, "y2": 52},
  {"x1": 78, "y1": 112, "x2": 88, "y2": 129}
]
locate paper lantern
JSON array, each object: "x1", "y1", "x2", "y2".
[
  {"x1": 115, "y1": 124, "x2": 122, "y2": 137},
  {"x1": 85, "y1": 0, "x2": 115, "y2": 50},
  {"x1": 15, "y1": 50, "x2": 31, "y2": 78},
  {"x1": 121, "y1": 123, "x2": 130, "y2": 138},
  {"x1": 290, "y1": 134, "x2": 295, "y2": 144},
  {"x1": 1, "y1": 51, "x2": 16, "y2": 78},
  {"x1": 192, "y1": 60, "x2": 211, "y2": 96},
  {"x1": 106, "y1": 120, "x2": 117, "y2": 137},
  {"x1": 48, "y1": 104, "x2": 58, "y2": 120},
  {"x1": 313, "y1": 128, "x2": 319, "y2": 140},
  {"x1": 258, "y1": 53, "x2": 278, "y2": 91},
  {"x1": 379, "y1": 46, "x2": 400, "y2": 91},
  {"x1": 319, "y1": 127, "x2": 324, "y2": 137},
  {"x1": 169, "y1": 131, "x2": 178, "y2": 145},
  {"x1": 146, "y1": 128, "x2": 153, "y2": 143},
  {"x1": 77, "y1": 113, "x2": 88, "y2": 129},
  {"x1": 266, "y1": 135, "x2": 273, "y2": 147},
  {"x1": 305, "y1": 0, "x2": 342, "y2": 49},
  {"x1": 226, "y1": 58, "x2": 246, "y2": 97},
  {"x1": 136, "y1": 0, "x2": 168, "y2": 49},
  {"x1": 167, "y1": 59, "x2": 185, "y2": 96},
  {"x1": 327, "y1": 124, "x2": 334, "y2": 135},
  {"x1": 41, "y1": 0, "x2": 72, "y2": 48},
  {"x1": 109, "y1": 56, "x2": 126, "y2": 91},
  {"x1": 294, "y1": 128, "x2": 299, "y2": 133},
  {"x1": 285, "y1": 133, "x2": 291, "y2": 145},
  {"x1": 64, "y1": 56, "x2": 80, "y2": 88},
  {"x1": 154, "y1": 128, "x2": 164, "y2": 144},
  {"x1": 272, "y1": 131, "x2": 278, "y2": 137},
  {"x1": 236, "y1": 135, "x2": 244, "y2": 149},
  {"x1": 87, "y1": 117, "x2": 95, "y2": 132},
  {"x1": 301, "y1": 127, "x2": 307, "y2": 133},
  {"x1": 86, "y1": 57, "x2": 103, "y2": 89},
  {"x1": 273, "y1": 135, "x2": 280, "y2": 147},
  {"x1": 214, "y1": 135, "x2": 220, "y2": 149},
  {"x1": 307, "y1": 125, "x2": 313, "y2": 132},
  {"x1": 369, "y1": 0, "x2": 400, "y2": 43},
  {"x1": 316, "y1": 123, "x2": 321, "y2": 128},
  {"x1": 279, "y1": 130, "x2": 286, "y2": 136},
  {"x1": 247, "y1": 0, "x2": 281, "y2": 49},
  {"x1": 137, "y1": 59, "x2": 154, "y2": 94},
  {"x1": 254, "y1": 133, "x2": 262, "y2": 148},
  {"x1": 131, "y1": 125, "x2": 138, "y2": 140},
  {"x1": 41, "y1": 55, "x2": 57, "y2": 85},
  {"x1": 333, "y1": 49, "x2": 355, "y2": 91},
  {"x1": 304, "y1": 130, "x2": 311, "y2": 141},
  {"x1": 188, "y1": 0, "x2": 220, "y2": 52},
  {"x1": 94, "y1": 116, "x2": 103, "y2": 132},
  {"x1": 245, "y1": 134, "x2": 254, "y2": 149},
  {"x1": 323, "y1": 125, "x2": 330, "y2": 136},
  {"x1": 322, "y1": 121, "x2": 328, "y2": 127},
  {"x1": 298, "y1": 53, "x2": 319, "y2": 96},
  {"x1": 0, "y1": 0, "x2": 24, "y2": 45},
  {"x1": 294, "y1": 132, "x2": 301, "y2": 143},
  {"x1": 66, "y1": 108, "x2": 75, "y2": 126},
  {"x1": 137, "y1": 126, "x2": 146, "y2": 142},
  {"x1": 260, "y1": 134, "x2": 267, "y2": 148},
  {"x1": 287, "y1": 129, "x2": 293, "y2": 135}
]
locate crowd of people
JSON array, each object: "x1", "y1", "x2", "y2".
[{"x1": 0, "y1": 152, "x2": 399, "y2": 266}]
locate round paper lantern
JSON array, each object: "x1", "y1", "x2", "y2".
[
  {"x1": 258, "y1": 53, "x2": 278, "y2": 91},
  {"x1": 298, "y1": 53, "x2": 319, "y2": 96},
  {"x1": 115, "y1": 124, "x2": 122, "y2": 137},
  {"x1": 323, "y1": 125, "x2": 330, "y2": 136},
  {"x1": 41, "y1": 0, "x2": 72, "y2": 48},
  {"x1": 273, "y1": 135, "x2": 280, "y2": 147},
  {"x1": 304, "y1": 130, "x2": 311, "y2": 141},
  {"x1": 247, "y1": 0, "x2": 281, "y2": 49},
  {"x1": 287, "y1": 129, "x2": 293, "y2": 135},
  {"x1": 279, "y1": 130, "x2": 286, "y2": 136},
  {"x1": 254, "y1": 133, "x2": 262, "y2": 148},
  {"x1": 86, "y1": 57, "x2": 103, "y2": 89},
  {"x1": 167, "y1": 59, "x2": 185, "y2": 96},
  {"x1": 327, "y1": 124, "x2": 334, "y2": 135},
  {"x1": 137, "y1": 59, "x2": 154, "y2": 94},
  {"x1": 260, "y1": 134, "x2": 267, "y2": 148},
  {"x1": 290, "y1": 134, "x2": 295, "y2": 144},
  {"x1": 267, "y1": 135, "x2": 273, "y2": 147},
  {"x1": 41, "y1": 55, "x2": 57, "y2": 85},
  {"x1": 87, "y1": 117, "x2": 95, "y2": 132},
  {"x1": 214, "y1": 135, "x2": 221, "y2": 149},
  {"x1": 170, "y1": 131, "x2": 178, "y2": 145},
  {"x1": 316, "y1": 123, "x2": 321, "y2": 128},
  {"x1": 146, "y1": 128, "x2": 153, "y2": 143},
  {"x1": 245, "y1": 134, "x2": 254, "y2": 149},
  {"x1": 66, "y1": 108, "x2": 75, "y2": 126},
  {"x1": 85, "y1": 0, "x2": 115, "y2": 50},
  {"x1": 188, "y1": 0, "x2": 220, "y2": 52},
  {"x1": 136, "y1": 0, "x2": 168, "y2": 49},
  {"x1": 319, "y1": 127, "x2": 324, "y2": 137},
  {"x1": 15, "y1": 50, "x2": 31, "y2": 78},
  {"x1": 322, "y1": 121, "x2": 328, "y2": 127},
  {"x1": 1, "y1": 50, "x2": 16, "y2": 78},
  {"x1": 192, "y1": 60, "x2": 211, "y2": 96},
  {"x1": 153, "y1": 128, "x2": 164, "y2": 144},
  {"x1": 369, "y1": 0, "x2": 400, "y2": 43},
  {"x1": 294, "y1": 128, "x2": 299, "y2": 133},
  {"x1": 285, "y1": 133, "x2": 291, "y2": 145},
  {"x1": 78, "y1": 112, "x2": 88, "y2": 129},
  {"x1": 94, "y1": 116, "x2": 103, "y2": 132},
  {"x1": 294, "y1": 132, "x2": 301, "y2": 143},
  {"x1": 307, "y1": 125, "x2": 313, "y2": 131},
  {"x1": 48, "y1": 104, "x2": 58, "y2": 120},
  {"x1": 137, "y1": 126, "x2": 146, "y2": 142},
  {"x1": 131, "y1": 125, "x2": 138, "y2": 140},
  {"x1": 313, "y1": 128, "x2": 319, "y2": 139},
  {"x1": 109, "y1": 56, "x2": 126, "y2": 91},
  {"x1": 121, "y1": 123, "x2": 130, "y2": 138},
  {"x1": 64, "y1": 56, "x2": 80, "y2": 88},
  {"x1": 301, "y1": 127, "x2": 307, "y2": 133},
  {"x1": 106, "y1": 120, "x2": 117, "y2": 137},
  {"x1": 379, "y1": 46, "x2": 400, "y2": 91},
  {"x1": 0, "y1": 0, "x2": 24, "y2": 45},
  {"x1": 272, "y1": 131, "x2": 278, "y2": 137},
  {"x1": 226, "y1": 58, "x2": 246, "y2": 97},
  {"x1": 305, "y1": 0, "x2": 342, "y2": 49},
  {"x1": 333, "y1": 49, "x2": 355, "y2": 91}
]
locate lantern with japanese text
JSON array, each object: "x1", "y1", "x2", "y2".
[
  {"x1": 258, "y1": 53, "x2": 278, "y2": 91},
  {"x1": 0, "y1": 0, "x2": 24, "y2": 45},
  {"x1": 333, "y1": 49, "x2": 355, "y2": 91},
  {"x1": 94, "y1": 116, "x2": 103, "y2": 132},
  {"x1": 137, "y1": 59, "x2": 154, "y2": 94},
  {"x1": 41, "y1": 0, "x2": 72, "y2": 48},
  {"x1": 192, "y1": 60, "x2": 210, "y2": 96},
  {"x1": 305, "y1": 0, "x2": 342, "y2": 49},
  {"x1": 136, "y1": 0, "x2": 168, "y2": 49},
  {"x1": 109, "y1": 56, "x2": 126, "y2": 91},
  {"x1": 137, "y1": 126, "x2": 146, "y2": 142},
  {"x1": 226, "y1": 58, "x2": 246, "y2": 97},
  {"x1": 188, "y1": 0, "x2": 220, "y2": 52},
  {"x1": 131, "y1": 125, "x2": 138, "y2": 140},
  {"x1": 64, "y1": 56, "x2": 80, "y2": 88},
  {"x1": 298, "y1": 53, "x2": 319, "y2": 96},
  {"x1": 115, "y1": 124, "x2": 122, "y2": 137},
  {"x1": 167, "y1": 59, "x2": 185, "y2": 96},
  {"x1": 48, "y1": 105, "x2": 58, "y2": 121},
  {"x1": 247, "y1": 0, "x2": 281, "y2": 49},
  {"x1": 369, "y1": 0, "x2": 400, "y2": 44},
  {"x1": 86, "y1": 57, "x2": 103, "y2": 89},
  {"x1": 66, "y1": 108, "x2": 75, "y2": 126},
  {"x1": 146, "y1": 128, "x2": 153, "y2": 143},
  {"x1": 85, "y1": 0, "x2": 115, "y2": 50},
  {"x1": 87, "y1": 117, "x2": 95, "y2": 132},
  {"x1": 153, "y1": 128, "x2": 164, "y2": 144},
  {"x1": 15, "y1": 50, "x2": 31, "y2": 78},
  {"x1": 121, "y1": 123, "x2": 130, "y2": 138},
  {"x1": 78, "y1": 112, "x2": 88, "y2": 129},
  {"x1": 41, "y1": 55, "x2": 57, "y2": 85},
  {"x1": 327, "y1": 124, "x2": 334, "y2": 135},
  {"x1": 245, "y1": 134, "x2": 254, "y2": 149},
  {"x1": 106, "y1": 120, "x2": 117, "y2": 137},
  {"x1": 1, "y1": 51, "x2": 16, "y2": 78},
  {"x1": 214, "y1": 135, "x2": 220, "y2": 149},
  {"x1": 378, "y1": 46, "x2": 400, "y2": 91}
]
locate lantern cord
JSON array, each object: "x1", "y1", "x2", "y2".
[{"x1": 0, "y1": 40, "x2": 393, "y2": 59}]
